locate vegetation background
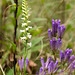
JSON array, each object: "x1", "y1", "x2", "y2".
[{"x1": 0, "y1": 0, "x2": 75, "y2": 75}]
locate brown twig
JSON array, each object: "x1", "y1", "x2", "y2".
[{"x1": 13, "y1": 0, "x2": 18, "y2": 75}]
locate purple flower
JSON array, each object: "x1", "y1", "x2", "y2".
[
  {"x1": 60, "y1": 49, "x2": 72, "y2": 62},
  {"x1": 48, "y1": 60, "x2": 59, "y2": 74},
  {"x1": 57, "y1": 25, "x2": 65, "y2": 39},
  {"x1": 60, "y1": 51, "x2": 64, "y2": 62},
  {"x1": 48, "y1": 29, "x2": 52, "y2": 39},
  {"x1": 52, "y1": 19, "x2": 61, "y2": 37},
  {"x1": 41, "y1": 57, "x2": 45, "y2": 68},
  {"x1": 19, "y1": 57, "x2": 29, "y2": 71},
  {"x1": 64, "y1": 48, "x2": 72, "y2": 61},
  {"x1": 39, "y1": 67, "x2": 43, "y2": 75},
  {"x1": 67, "y1": 60, "x2": 75, "y2": 74},
  {"x1": 19, "y1": 58, "x2": 24, "y2": 71},
  {"x1": 50, "y1": 37, "x2": 62, "y2": 50},
  {"x1": 69, "y1": 55, "x2": 75, "y2": 64},
  {"x1": 45, "y1": 57, "x2": 52, "y2": 68},
  {"x1": 25, "y1": 57, "x2": 29, "y2": 68}
]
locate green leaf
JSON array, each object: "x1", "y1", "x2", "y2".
[
  {"x1": 2, "y1": 51, "x2": 10, "y2": 65},
  {"x1": 31, "y1": 18, "x2": 47, "y2": 22},
  {"x1": 31, "y1": 37, "x2": 44, "y2": 47},
  {"x1": 6, "y1": 69, "x2": 13, "y2": 75},
  {"x1": 31, "y1": 43, "x2": 49, "y2": 52}
]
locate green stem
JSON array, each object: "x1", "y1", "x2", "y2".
[{"x1": 24, "y1": 42, "x2": 27, "y2": 75}]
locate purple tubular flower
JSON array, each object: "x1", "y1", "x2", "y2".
[
  {"x1": 48, "y1": 29, "x2": 52, "y2": 39},
  {"x1": 57, "y1": 25, "x2": 61, "y2": 38},
  {"x1": 67, "y1": 60, "x2": 75, "y2": 74},
  {"x1": 48, "y1": 60, "x2": 58, "y2": 74},
  {"x1": 25, "y1": 58, "x2": 29, "y2": 68},
  {"x1": 58, "y1": 19, "x2": 61, "y2": 25},
  {"x1": 57, "y1": 38, "x2": 62, "y2": 49},
  {"x1": 50, "y1": 40, "x2": 53, "y2": 50},
  {"x1": 57, "y1": 24, "x2": 65, "y2": 39},
  {"x1": 39, "y1": 67, "x2": 43, "y2": 75},
  {"x1": 19, "y1": 58, "x2": 23, "y2": 71},
  {"x1": 50, "y1": 37, "x2": 62, "y2": 50},
  {"x1": 41, "y1": 57, "x2": 45, "y2": 68},
  {"x1": 50, "y1": 37, "x2": 57, "y2": 50},
  {"x1": 60, "y1": 51, "x2": 64, "y2": 62},
  {"x1": 69, "y1": 55, "x2": 75, "y2": 64},
  {"x1": 52, "y1": 19, "x2": 56, "y2": 37},
  {"x1": 52, "y1": 19, "x2": 61, "y2": 37},
  {"x1": 19, "y1": 58, "x2": 24, "y2": 71},
  {"x1": 45, "y1": 57, "x2": 52, "y2": 68},
  {"x1": 64, "y1": 48, "x2": 72, "y2": 61},
  {"x1": 19, "y1": 57, "x2": 29, "y2": 71},
  {"x1": 54, "y1": 61, "x2": 58, "y2": 69},
  {"x1": 61, "y1": 25, "x2": 65, "y2": 37}
]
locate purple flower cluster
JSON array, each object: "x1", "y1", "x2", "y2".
[
  {"x1": 19, "y1": 57, "x2": 29, "y2": 71},
  {"x1": 38, "y1": 57, "x2": 59, "y2": 75},
  {"x1": 50, "y1": 37, "x2": 62, "y2": 50},
  {"x1": 60, "y1": 48, "x2": 72, "y2": 62},
  {"x1": 48, "y1": 19, "x2": 65, "y2": 51},
  {"x1": 60, "y1": 49, "x2": 75, "y2": 74},
  {"x1": 48, "y1": 19, "x2": 65, "y2": 38}
]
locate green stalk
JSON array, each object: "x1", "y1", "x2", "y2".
[{"x1": 24, "y1": 41, "x2": 27, "y2": 75}]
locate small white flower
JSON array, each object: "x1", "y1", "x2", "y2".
[
  {"x1": 20, "y1": 30, "x2": 25, "y2": 33},
  {"x1": 22, "y1": 10, "x2": 25, "y2": 12},
  {"x1": 28, "y1": 26, "x2": 32, "y2": 29},
  {"x1": 27, "y1": 34, "x2": 32, "y2": 39},
  {"x1": 27, "y1": 33, "x2": 30, "y2": 35},
  {"x1": 20, "y1": 37, "x2": 27, "y2": 40},
  {"x1": 27, "y1": 42, "x2": 32, "y2": 47},
  {"x1": 26, "y1": 28, "x2": 29, "y2": 31},
  {"x1": 21, "y1": 17, "x2": 25, "y2": 20},
  {"x1": 27, "y1": 21, "x2": 31, "y2": 23},
  {"x1": 22, "y1": 23, "x2": 27, "y2": 27}
]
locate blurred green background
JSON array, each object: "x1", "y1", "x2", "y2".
[{"x1": 0, "y1": 0, "x2": 75, "y2": 75}]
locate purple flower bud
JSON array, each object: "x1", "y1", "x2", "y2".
[
  {"x1": 52, "y1": 19, "x2": 56, "y2": 37},
  {"x1": 48, "y1": 61, "x2": 54, "y2": 74},
  {"x1": 60, "y1": 51, "x2": 64, "y2": 62},
  {"x1": 67, "y1": 60, "x2": 75, "y2": 74},
  {"x1": 50, "y1": 37, "x2": 62, "y2": 50},
  {"x1": 57, "y1": 25, "x2": 61, "y2": 37},
  {"x1": 39, "y1": 67, "x2": 43, "y2": 75},
  {"x1": 55, "y1": 19, "x2": 58, "y2": 32},
  {"x1": 41, "y1": 57, "x2": 45, "y2": 68},
  {"x1": 69, "y1": 55, "x2": 75, "y2": 64},
  {"x1": 19, "y1": 58, "x2": 24, "y2": 71},
  {"x1": 54, "y1": 61, "x2": 58, "y2": 69},
  {"x1": 65, "y1": 49, "x2": 72, "y2": 61},
  {"x1": 57, "y1": 38, "x2": 62, "y2": 49},
  {"x1": 58, "y1": 19, "x2": 61, "y2": 25},
  {"x1": 48, "y1": 29, "x2": 52, "y2": 39},
  {"x1": 57, "y1": 25, "x2": 65, "y2": 39},
  {"x1": 45, "y1": 57, "x2": 51, "y2": 68},
  {"x1": 50, "y1": 40, "x2": 53, "y2": 50},
  {"x1": 52, "y1": 37, "x2": 57, "y2": 50},
  {"x1": 25, "y1": 58, "x2": 29, "y2": 68}
]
